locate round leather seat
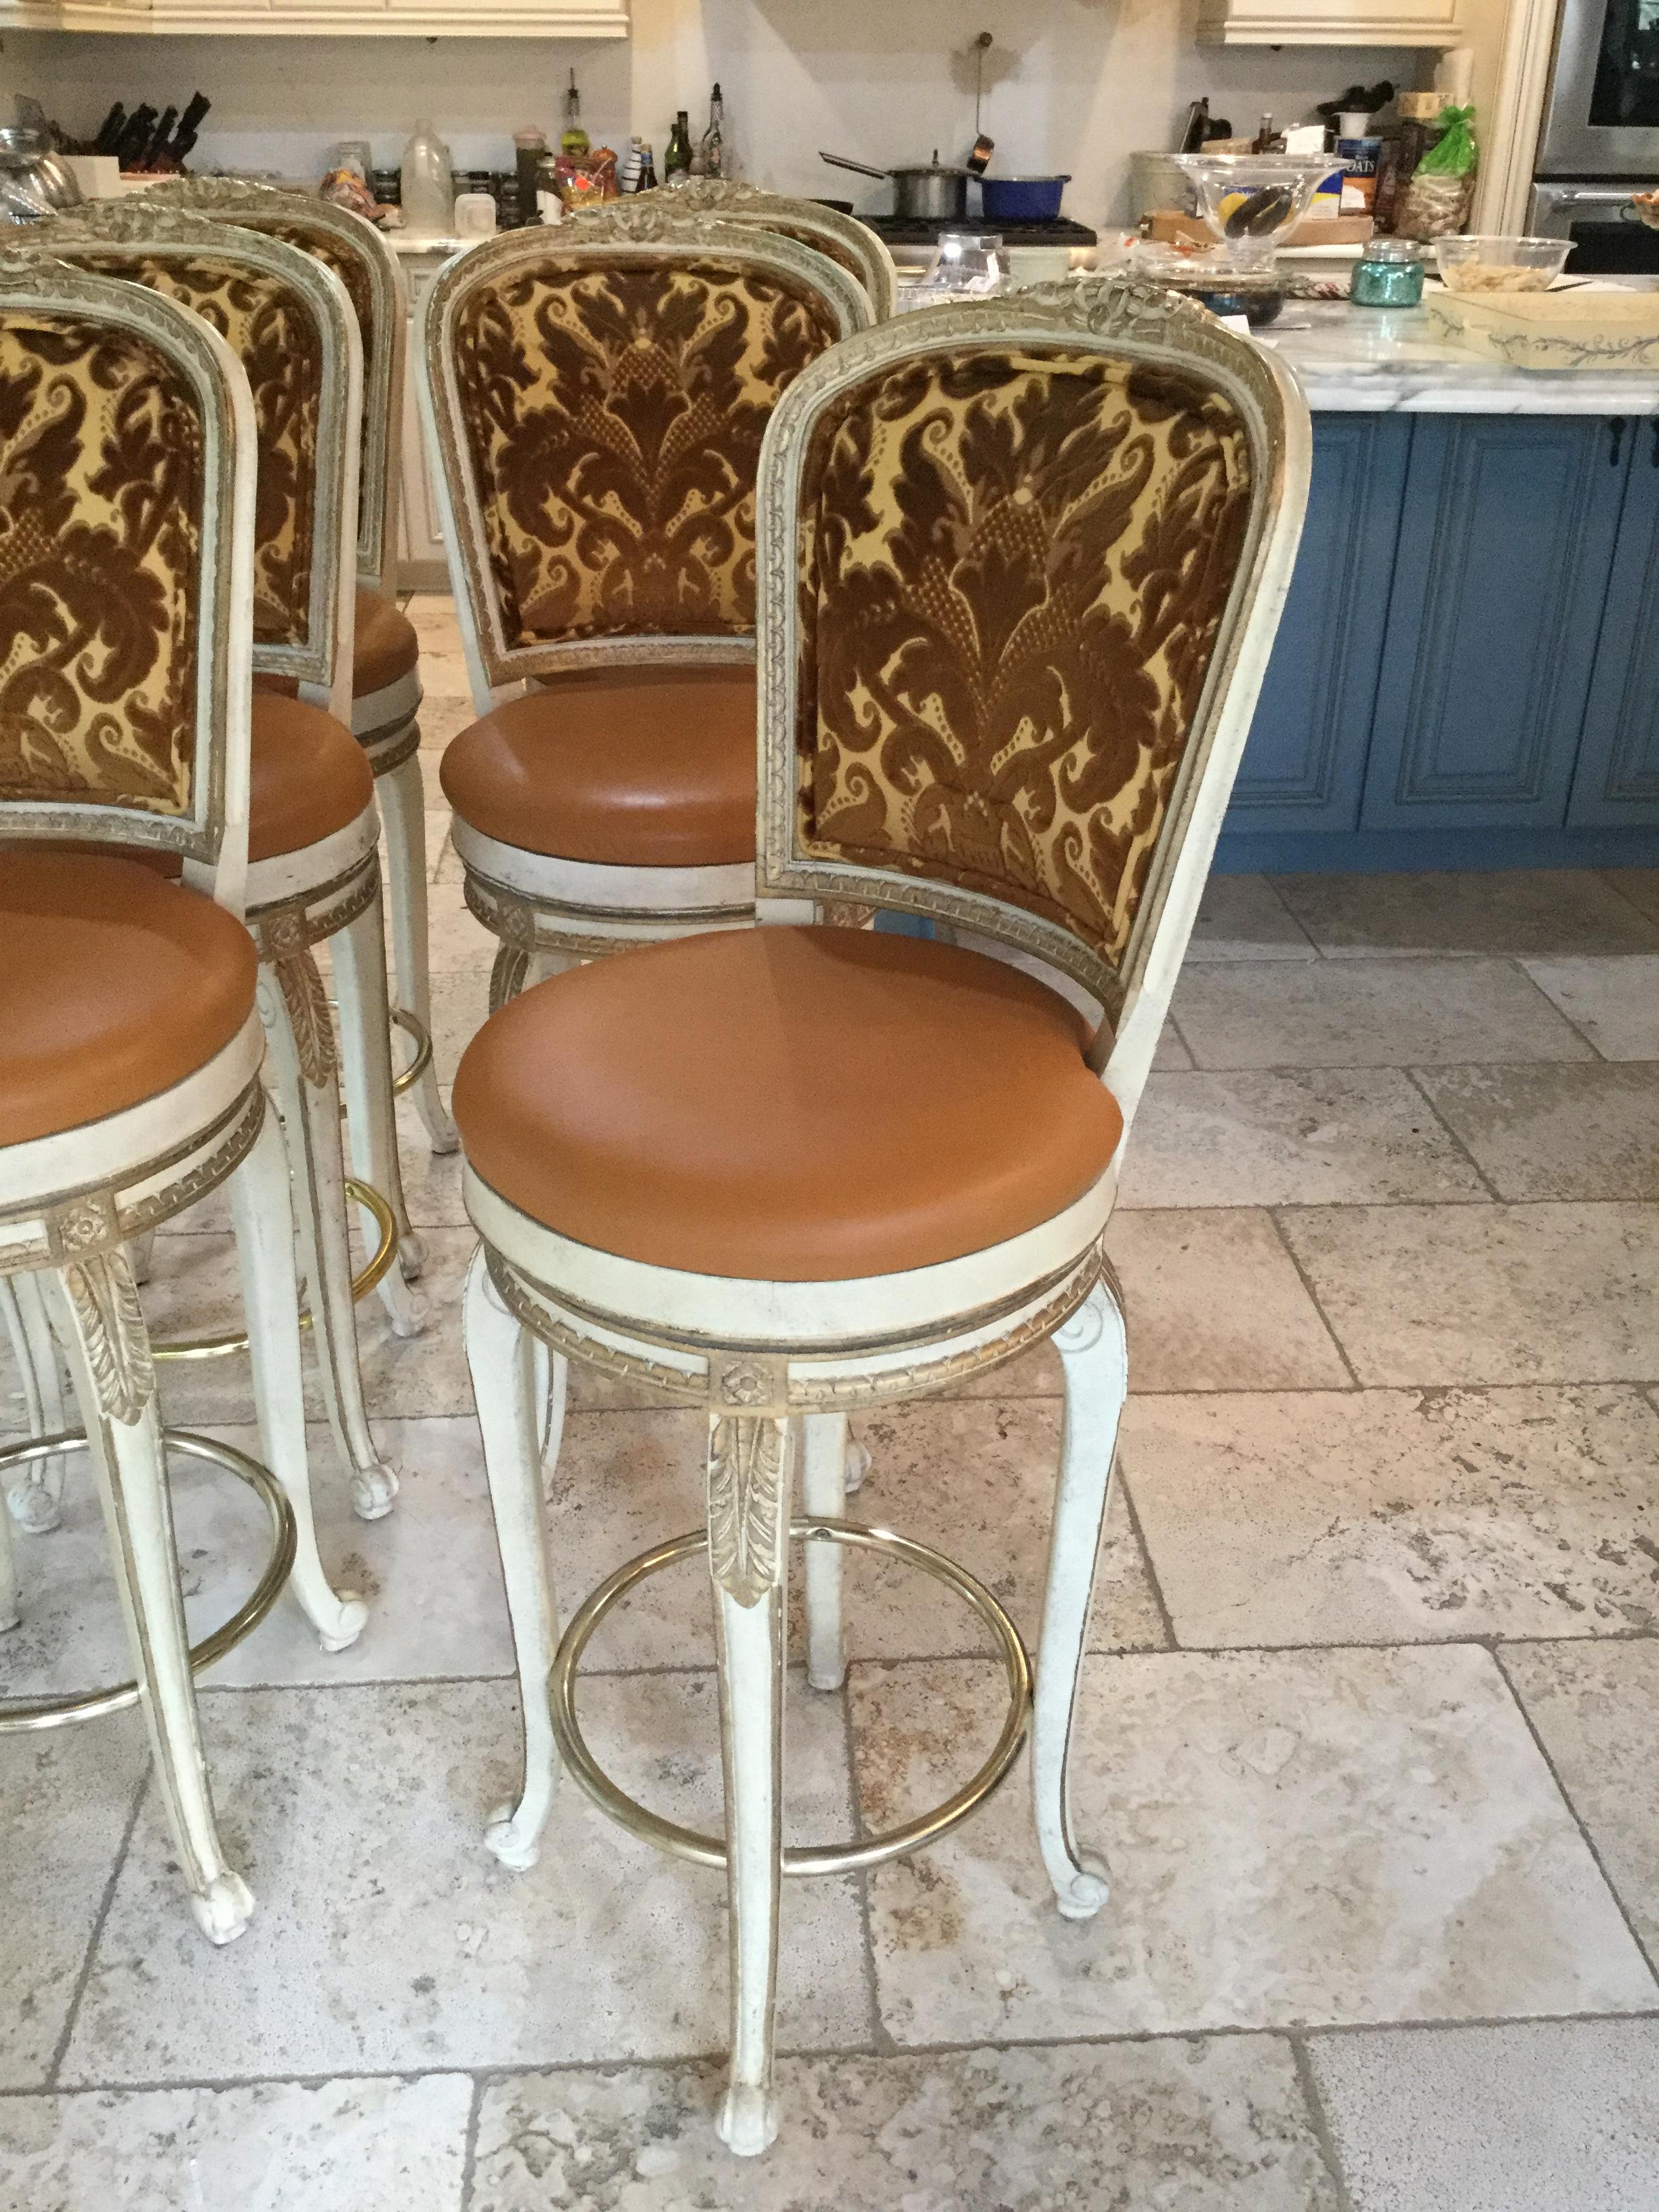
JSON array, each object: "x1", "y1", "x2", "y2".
[
  {"x1": 0, "y1": 852, "x2": 259, "y2": 1149},
  {"x1": 454, "y1": 926, "x2": 1124, "y2": 1282},
  {"x1": 248, "y1": 693, "x2": 377, "y2": 860},
  {"x1": 440, "y1": 667, "x2": 756, "y2": 868},
  {"x1": 353, "y1": 589, "x2": 420, "y2": 698}
]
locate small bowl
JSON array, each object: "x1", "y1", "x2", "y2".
[{"x1": 1432, "y1": 234, "x2": 1571, "y2": 293}]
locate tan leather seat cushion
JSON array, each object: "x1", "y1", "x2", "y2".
[
  {"x1": 454, "y1": 926, "x2": 1123, "y2": 1282},
  {"x1": 354, "y1": 589, "x2": 420, "y2": 697},
  {"x1": 0, "y1": 852, "x2": 258, "y2": 1149},
  {"x1": 249, "y1": 693, "x2": 376, "y2": 859},
  {"x1": 439, "y1": 667, "x2": 756, "y2": 867}
]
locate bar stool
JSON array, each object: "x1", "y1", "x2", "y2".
[
  {"x1": 142, "y1": 174, "x2": 458, "y2": 1164},
  {"x1": 455, "y1": 277, "x2": 1310, "y2": 2151},
  {"x1": 414, "y1": 211, "x2": 870, "y2": 1015},
  {"x1": 565, "y1": 178, "x2": 900, "y2": 319},
  {"x1": 0, "y1": 253, "x2": 365, "y2": 1940},
  {"x1": 23, "y1": 203, "x2": 418, "y2": 1525}
]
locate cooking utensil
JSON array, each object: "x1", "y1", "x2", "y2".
[
  {"x1": 820, "y1": 149, "x2": 969, "y2": 222},
  {"x1": 979, "y1": 173, "x2": 1070, "y2": 221},
  {"x1": 0, "y1": 127, "x2": 84, "y2": 223}
]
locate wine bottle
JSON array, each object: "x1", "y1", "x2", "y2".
[{"x1": 664, "y1": 110, "x2": 693, "y2": 182}]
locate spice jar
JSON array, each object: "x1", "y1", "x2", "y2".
[{"x1": 1351, "y1": 236, "x2": 1425, "y2": 308}]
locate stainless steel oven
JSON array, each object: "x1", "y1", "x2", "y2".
[
  {"x1": 1538, "y1": 0, "x2": 1659, "y2": 173},
  {"x1": 1529, "y1": 177, "x2": 1659, "y2": 267}
]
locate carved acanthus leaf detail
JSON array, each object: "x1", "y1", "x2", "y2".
[
  {"x1": 62, "y1": 1250, "x2": 154, "y2": 1426},
  {"x1": 707, "y1": 1414, "x2": 790, "y2": 1606},
  {"x1": 270, "y1": 946, "x2": 337, "y2": 1085}
]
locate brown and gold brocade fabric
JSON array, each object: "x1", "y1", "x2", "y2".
[
  {"x1": 796, "y1": 346, "x2": 1253, "y2": 967},
  {"x1": 451, "y1": 255, "x2": 841, "y2": 646},
  {"x1": 262, "y1": 220, "x2": 376, "y2": 548},
  {"x1": 63, "y1": 251, "x2": 321, "y2": 650},
  {"x1": 0, "y1": 312, "x2": 203, "y2": 816}
]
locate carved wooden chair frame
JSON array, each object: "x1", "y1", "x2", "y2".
[
  {"x1": 562, "y1": 177, "x2": 901, "y2": 321},
  {"x1": 459, "y1": 273, "x2": 1312, "y2": 2154},
  {"x1": 415, "y1": 215, "x2": 872, "y2": 1005},
  {"x1": 0, "y1": 254, "x2": 364, "y2": 1946}
]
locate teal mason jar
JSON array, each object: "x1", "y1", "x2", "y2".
[{"x1": 1351, "y1": 237, "x2": 1425, "y2": 308}]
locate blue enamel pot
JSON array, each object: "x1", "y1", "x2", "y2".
[{"x1": 979, "y1": 174, "x2": 1070, "y2": 221}]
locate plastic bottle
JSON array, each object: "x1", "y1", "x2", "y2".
[{"x1": 400, "y1": 118, "x2": 454, "y2": 237}]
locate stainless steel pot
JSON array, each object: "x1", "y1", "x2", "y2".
[
  {"x1": 0, "y1": 128, "x2": 83, "y2": 224},
  {"x1": 820, "y1": 148, "x2": 969, "y2": 222}
]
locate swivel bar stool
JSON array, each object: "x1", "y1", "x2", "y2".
[
  {"x1": 143, "y1": 174, "x2": 457, "y2": 1163},
  {"x1": 22, "y1": 203, "x2": 418, "y2": 1523},
  {"x1": 415, "y1": 207, "x2": 870, "y2": 1015},
  {"x1": 456, "y1": 276, "x2": 1310, "y2": 2152},
  {"x1": 0, "y1": 253, "x2": 365, "y2": 1940}
]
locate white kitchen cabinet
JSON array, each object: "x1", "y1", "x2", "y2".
[
  {"x1": 1197, "y1": 0, "x2": 1462, "y2": 42},
  {"x1": 0, "y1": 0, "x2": 626, "y2": 31}
]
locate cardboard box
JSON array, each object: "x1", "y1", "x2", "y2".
[
  {"x1": 1146, "y1": 208, "x2": 1374, "y2": 249},
  {"x1": 1424, "y1": 287, "x2": 1659, "y2": 370}
]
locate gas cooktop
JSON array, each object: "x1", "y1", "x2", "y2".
[{"x1": 865, "y1": 214, "x2": 1099, "y2": 247}]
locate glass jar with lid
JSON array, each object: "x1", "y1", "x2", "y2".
[{"x1": 1351, "y1": 236, "x2": 1425, "y2": 308}]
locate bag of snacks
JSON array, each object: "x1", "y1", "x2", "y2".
[{"x1": 1397, "y1": 104, "x2": 1476, "y2": 241}]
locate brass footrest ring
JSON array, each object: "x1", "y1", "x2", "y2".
[
  {"x1": 0, "y1": 1428, "x2": 296, "y2": 1732},
  {"x1": 550, "y1": 1517, "x2": 1032, "y2": 1877},
  {"x1": 390, "y1": 1007, "x2": 433, "y2": 1096},
  {"x1": 152, "y1": 1179, "x2": 398, "y2": 1362}
]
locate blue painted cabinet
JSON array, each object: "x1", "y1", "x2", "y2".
[
  {"x1": 1225, "y1": 413, "x2": 1410, "y2": 833},
  {"x1": 1359, "y1": 414, "x2": 1628, "y2": 832},
  {"x1": 1568, "y1": 417, "x2": 1659, "y2": 827}
]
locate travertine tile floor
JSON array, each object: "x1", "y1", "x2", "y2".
[{"x1": 4, "y1": 607, "x2": 1659, "y2": 2207}]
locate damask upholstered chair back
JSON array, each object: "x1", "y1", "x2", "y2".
[
  {"x1": 33, "y1": 201, "x2": 362, "y2": 724},
  {"x1": 563, "y1": 180, "x2": 900, "y2": 322},
  {"x1": 0, "y1": 253, "x2": 258, "y2": 911},
  {"x1": 140, "y1": 177, "x2": 405, "y2": 593},
  {"x1": 417, "y1": 214, "x2": 872, "y2": 708},
  {"x1": 756, "y1": 277, "x2": 1311, "y2": 1129}
]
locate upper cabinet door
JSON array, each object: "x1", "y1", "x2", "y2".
[
  {"x1": 0, "y1": 0, "x2": 628, "y2": 28},
  {"x1": 1225, "y1": 413, "x2": 1410, "y2": 836},
  {"x1": 1197, "y1": 0, "x2": 1462, "y2": 42},
  {"x1": 1568, "y1": 418, "x2": 1659, "y2": 827},
  {"x1": 1360, "y1": 414, "x2": 1627, "y2": 833}
]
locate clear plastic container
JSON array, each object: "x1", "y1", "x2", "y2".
[
  {"x1": 1172, "y1": 155, "x2": 1340, "y2": 268},
  {"x1": 400, "y1": 119, "x2": 455, "y2": 238},
  {"x1": 1432, "y1": 234, "x2": 1570, "y2": 293}
]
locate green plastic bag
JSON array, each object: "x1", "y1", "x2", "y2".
[{"x1": 1418, "y1": 103, "x2": 1476, "y2": 178}]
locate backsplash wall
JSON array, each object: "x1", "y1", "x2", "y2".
[{"x1": 3, "y1": 0, "x2": 1428, "y2": 230}]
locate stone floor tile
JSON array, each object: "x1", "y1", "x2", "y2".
[
  {"x1": 1172, "y1": 960, "x2": 1593, "y2": 1069},
  {"x1": 1187, "y1": 874, "x2": 1317, "y2": 963},
  {"x1": 854, "y1": 1645, "x2": 1655, "y2": 2044},
  {"x1": 1601, "y1": 867, "x2": 1659, "y2": 926},
  {"x1": 1121, "y1": 1386, "x2": 1659, "y2": 1647},
  {"x1": 1152, "y1": 1017, "x2": 1195, "y2": 1070},
  {"x1": 928, "y1": 1336, "x2": 1065, "y2": 1399},
  {"x1": 472, "y1": 2038, "x2": 1340, "y2": 2211},
  {"x1": 429, "y1": 809, "x2": 461, "y2": 884},
  {"x1": 62, "y1": 1675, "x2": 869, "y2": 2083},
  {"x1": 0, "y1": 1729, "x2": 146, "y2": 2089},
  {"x1": 1118, "y1": 1068, "x2": 1490, "y2": 1209},
  {"x1": 0, "y1": 1418, "x2": 513, "y2": 1696},
  {"x1": 424, "y1": 877, "x2": 496, "y2": 977},
  {"x1": 394, "y1": 1092, "x2": 468, "y2": 1229},
  {"x1": 1306, "y1": 2020, "x2": 1659, "y2": 2212},
  {"x1": 1521, "y1": 953, "x2": 1659, "y2": 1061},
  {"x1": 428, "y1": 966, "x2": 491, "y2": 1078},
  {"x1": 416, "y1": 649, "x2": 474, "y2": 705},
  {"x1": 1278, "y1": 1202, "x2": 1659, "y2": 1386},
  {"x1": 1273, "y1": 870, "x2": 1659, "y2": 959},
  {"x1": 1106, "y1": 1210, "x2": 1350, "y2": 1391},
  {"x1": 1413, "y1": 1061, "x2": 1659, "y2": 1200},
  {"x1": 1500, "y1": 1639, "x2": 1659, "y2": 1957},
  {"x1": 0, "y1": 2073, "x2": 473, "y2": 2212},
  {"x1": 419, "y1": 693, "x2": 478, "y2": 750}
]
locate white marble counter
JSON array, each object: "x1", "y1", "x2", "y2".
[{"x1": 1265, "y1": 299, "x2": 1659, "y2": 416}]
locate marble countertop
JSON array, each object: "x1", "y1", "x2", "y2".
[{"x1": 1263, "y1": 298, "x2": 1659, "y2": 415}]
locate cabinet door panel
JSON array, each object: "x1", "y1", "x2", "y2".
[
  {"x1": 1225, "y1": 412, "x2": 1410, "y2": 835},
  {"x1": 1361, "y1": 414, "x2": 1624, "y2": 832},
  {"x1": 1569, "y1": 424, "x2": 1659, "y2": 825}
]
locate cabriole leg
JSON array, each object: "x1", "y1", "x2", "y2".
[
  {"x1": 1034, "y1": 1277, "x2": 1127, "y2": 1921},
  {"x1": 377, "y1": 749, "x2": 458, "y2": 1155},
  {"x1": 488, "y1": 941, "x2": 529, "y2": 1015},
  {"x1": 800, "y1": 1412, "x2": 847, "y2": 1692},
  {"x1": 258, "y1": 955, "x2": 401, "y2": 1523},
  {"x1": 229, "y1": 1101, "x2": 367, "y2": 1653},
  {"x1": 466, "y1": 1248, "x2": 565, "y2": 1870},
  {"x1": 47, "y1": 1254, "x2": 252, "y2": 1944},
  {"x1": 708, "y1": 1411, "x2": 791, "y2": 2157},
  {"x1": 2, "y1": 1273, "x2": 66, "y2": 1532},
  {"x1": 330, "y1": 883, "x2": 428, "y2": 1305}
]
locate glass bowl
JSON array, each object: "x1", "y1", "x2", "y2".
[
  {"x1": 1432, "y1": 235, "x2": 1572, "y2": 293},
  {"x1": 1172, "y1": 155, "x2": 1340, "y2": 267}
]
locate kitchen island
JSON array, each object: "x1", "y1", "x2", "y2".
[{"x1": 1221, "y1": 298, "x2": 1659, "y2": 874}]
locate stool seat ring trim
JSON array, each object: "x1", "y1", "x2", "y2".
[
  {"x1": 152, "y1": 1177, "x2": 397, "y2": 1361},
  {"x1": 550, "y1": 1517, "x2": 1031, "y2": 1875},
  {"x1": 0, "y1": 1428, "x2": 296, "y2": 1732}
]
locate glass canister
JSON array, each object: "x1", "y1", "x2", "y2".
[{"x1": 1351, "y1": 236, "x2": 1425, "y2": 308}]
